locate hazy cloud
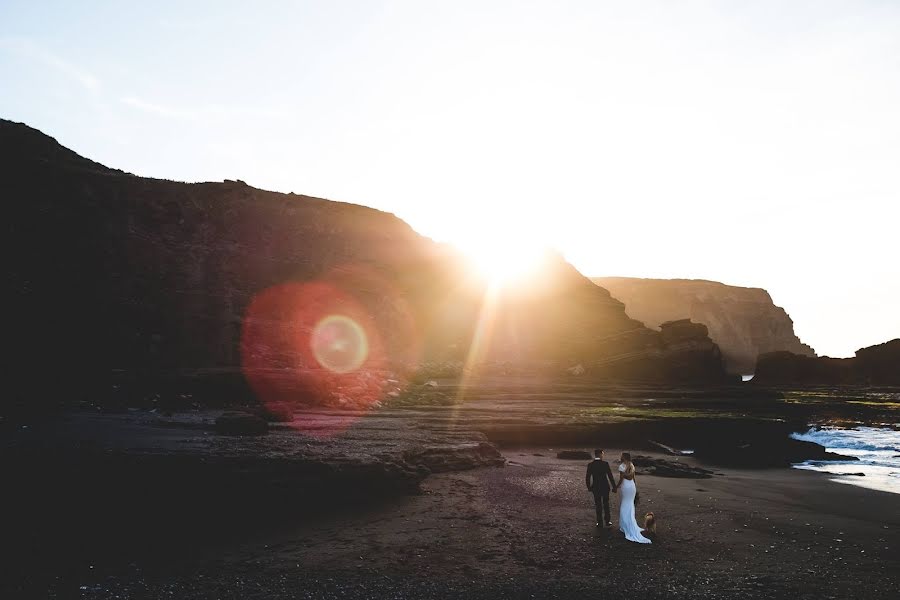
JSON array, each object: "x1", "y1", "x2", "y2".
[{"x1": 0, "y1": 36, "x2": 100, "y2": 92}]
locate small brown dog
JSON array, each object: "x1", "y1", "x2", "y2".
[{"x1": 643, "y1": 512, "x2": 657, "y2": 534}]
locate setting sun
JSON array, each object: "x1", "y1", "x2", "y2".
[{"x1": 455, "y1": 235, "x2": 547, "y2": 286}]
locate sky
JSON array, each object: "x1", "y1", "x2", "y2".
[{"x1": 1, "y1": 0, "x2": 898, "y2": 358}]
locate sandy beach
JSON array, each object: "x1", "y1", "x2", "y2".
[{"x1": 20, "y1": 446, "x2": 896, "y2": 600}]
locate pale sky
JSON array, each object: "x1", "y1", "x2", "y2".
[{"x1": 2, "y1": 1, "x2": 898, "y2": 358}]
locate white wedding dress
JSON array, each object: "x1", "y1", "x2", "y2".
[{"x1": 618, "y1": 463, "x2": 652, "y2": 544}]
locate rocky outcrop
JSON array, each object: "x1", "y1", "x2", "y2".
[
  {"x1": 659, "y1": 319, "x2": 711, "y2": 347},
  {"x1": 560, "y1": 318, "x2": 731, "y2": 383},
  {"x1": 592, "y1": 277, "x2": 815, "y2": 374},
  {"x1": 631, "y1": 456, "x2": 714, "y2": 478},
  {"x1": 402, "y1": 442, "x2": 505, "y2": 472},
  {"x1": 2, "y1": 119, "x2": 732, "y2": 412},
  {"x1": 754, "y1": 339, "x2": 900, "y2": 386},
  {"x1": 692, "y1": 436, "x2": 858, "y2": 468}
]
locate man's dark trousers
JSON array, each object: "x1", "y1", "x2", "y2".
[{"x1": 593, "y1": 490, "x2": 611, "y2": 525}]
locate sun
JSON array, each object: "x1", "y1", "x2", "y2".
[{"x1": 456, "y1": 235, "x2": 546, "y2": 286}]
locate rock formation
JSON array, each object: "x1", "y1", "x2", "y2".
[
  {"x1": 592, "y1": 277, "x2": 815, "y2": 374},
  {"x1": 754, "y1": 339, "x2": 900, "y2": 386},
  {"x1": 2, "y1": 119, "x2": 733, "y2": 413},
  {"x1": 631, "y1": 456, "x2": 714, "y2": 478}
]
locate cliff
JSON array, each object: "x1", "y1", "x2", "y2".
[
  {"x1": 754, "y1": 339, "x2": 900, "y2": 386},
  {"x1": 592, "y1": 277, "x2": 815, "y2": 374},
  {"x1": 2, "y1": 119, "x2": 733, "y2": 411}
]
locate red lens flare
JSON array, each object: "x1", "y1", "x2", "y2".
[{"x1": 240, "y1": 266, "x2": 421, "y2": 436}]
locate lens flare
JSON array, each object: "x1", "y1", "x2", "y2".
[
  {"x1": 240, "y1": 266, "x2": 421, "y2": 438},
  {"x1": 311, "y1": 315, "x2": 368, "y2": 373}
]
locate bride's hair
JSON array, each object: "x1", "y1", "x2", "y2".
[{"x1": 621, "y1": 452, "x2": 635, "y2": 478}]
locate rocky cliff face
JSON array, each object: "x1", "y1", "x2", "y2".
[
  {"x1": 2, "y1": 120, "x2": 733, "y2": 411},
  {"x1": 592, "y1": 277, "x2": 815, "y2": 374},
  {"x1": 754, "y1": 339, "x2": 900, "y2": 386}
]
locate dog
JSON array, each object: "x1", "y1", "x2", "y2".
[{"x1": 643, "y1": 511, "x2": 657, "y2": 534}]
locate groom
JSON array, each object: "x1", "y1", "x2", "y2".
[{"x1": 585, "y1": 448, "x2": 617, "y2": 527}]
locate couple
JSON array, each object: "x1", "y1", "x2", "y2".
[{"x1": 585, "y1": 449, "x2": 652, "y2": 544}]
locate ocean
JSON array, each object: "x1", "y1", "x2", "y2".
[{"x1": 791, "y1": 427, "x2": 900, "y2": 494}]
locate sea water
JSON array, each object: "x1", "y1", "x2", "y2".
[{"x1": 791, "y1": 427, "x2": 900, "y2": 494}]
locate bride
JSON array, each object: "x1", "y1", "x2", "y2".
[{"x1": 617, "y1": 452, "x2": 652, "y2": 544}]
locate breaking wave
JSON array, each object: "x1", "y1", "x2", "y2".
[{"x1": 791, "y1": 426, "x2": 900, "y2": 494}]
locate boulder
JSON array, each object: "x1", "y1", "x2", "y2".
[{"x1": 631, "y1": 455, "x2": 713, "y2": 478}]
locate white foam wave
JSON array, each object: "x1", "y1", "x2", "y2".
[
  {"x1": 790, "y1": 426, "x2": 900, "y2": 494},
  {"x1": 791, "y1": 427, "x2": 900, "y2": 453}
]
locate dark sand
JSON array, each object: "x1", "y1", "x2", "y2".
[
  {"x1": 57, "y1": 448, "x2": 899, "y2": 600},
  {"x1": 6, "y1": 384, "x2": 899, "y2": 598}
]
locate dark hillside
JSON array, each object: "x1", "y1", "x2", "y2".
[{"x1": 1, "y1": 119, "x2": 732, "y2": 413}]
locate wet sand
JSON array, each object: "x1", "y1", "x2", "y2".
[{"x1": 53, "y1": 448, "x2": 899, "y2": 600}]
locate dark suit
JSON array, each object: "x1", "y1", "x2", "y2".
[{"x1": 585, "y1": 459, "x2": 617, "y2": 525}]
